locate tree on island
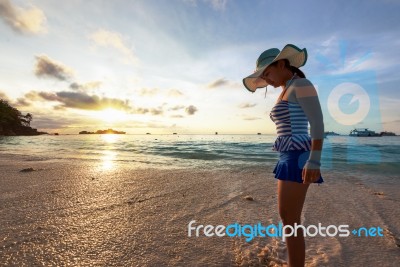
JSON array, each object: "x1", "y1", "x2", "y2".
[
  {"x1": 0, "y1": 99, "x2": 46, "y2": 136},
  {"x1": 20, "y1": 113, "x2": 33, "y2": 127}
]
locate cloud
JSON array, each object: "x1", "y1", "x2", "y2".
[
  {"x1": 167, "y1": 89, "x2": 184, "y2": 97},
  {"x1": 0, "y1": 0, "x2": 46, "y2": 34},
  {"x1": 14, "y1": 97, "x2": 31, "y2": 107},
  {"x1": 34, "y1": 56, "x2": 102, "y2": 92},
  {"x1": 150, "y1": 107, "x2": 163, "y2": 115},
  {"x1": 238, "y1": 102, "x2": 257, "y2": 109},
  {"x1": 168, "y1": 105, "x2": 186, "y2": 111},
  {"x1": 22, "y1": 89, "x2": 197, "y2": 117},
  {"x1": 56, "y1": 91, "x2": 131, "y2": 111},
  {"x1": 133, "y1": 107, "x2": 149, "y2": 114},
  {"x1": 0, "y1": 91, "x2": 31, "y2": 107},
  {"x1": 26, "y1": 90, "x2": 131, "y2": 111},
  {"x1": 70, "y1": 81, "x2": 102, "y2": 91},
  {"x1": 205, "y1": 0, "x2": 228, "y2": 10},
  {"x1": 242, "y1": 116, "x2": 261, "y2": 121},
  {"x1": 0, "y1": 90, "x2": 10, "y2": 101},
  {"x1": 34, "y1": 55, "x2": 73, "y2": 81},
  {"x1": 138, "y1": 88, "x2": 185, "y2": 98},
  {"x1": 30, "y1": 116, "x2": 81, "y2": 130},
  {"x1": 138, "y1": 88, "x2": 160, "y2": 96},
  {"x1": 185, "y1": 105, "x2": 198, "y2": 115},
  {"x1": 184, "y1": 0, "x2": 228, "y2": 10},
  {"x1": 25, "y1": 91, "x2": 59, "y2": 101},
  {"x1": 89, "y1": 29, "x2": 137, "y2": 65},
  {"x1": 130, "y1": 106, "x2": 164, "y2": 115},
  {"x1": 170, "y1": 114, "x2": 184, "y2": 118},
  {"x1": 207, "y1": 77, "x2": 230, "y2": 88},
  {"x1": 312, "y1": 37, "x2": 400, "y2": 76}
]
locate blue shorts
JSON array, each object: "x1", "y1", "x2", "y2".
[{"x1": 273, "y1": 150, "x2": 324, "y2": 184}]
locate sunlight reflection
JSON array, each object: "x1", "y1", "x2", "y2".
[
  {"x1": 101, "y1": 134, "x2": 120, "y2": 143},
  {"x1": 98, "y1": 134, "x2": 121, "y2": 170},
  {"x1": 101, "y1": 150, "x2": 116, "y2": 170}
]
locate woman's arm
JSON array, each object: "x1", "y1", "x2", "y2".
[{"x1": 291, "y1": 79, "x2": 324, "y2": 183}]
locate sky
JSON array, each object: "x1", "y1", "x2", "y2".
[{"x1": 0, "y1": 0, "x2": 399, "y2": 135}]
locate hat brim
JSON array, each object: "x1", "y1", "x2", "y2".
[
  {"x1": 243, "y1": 44, "x2": 308, "y2": 93},
  {"x1": 242, "y1": 66, "x2": 269, "y2": 93}
]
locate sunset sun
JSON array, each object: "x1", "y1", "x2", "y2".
[{"x1": 96, "y1": 108, "x2": 129, "y2": 123}]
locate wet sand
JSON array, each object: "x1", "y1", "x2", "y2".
[{"x1": 0, "y1": 157, "x2": 399, "y2": 266}]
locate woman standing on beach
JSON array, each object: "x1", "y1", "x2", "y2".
[{"x1": 243, "y1": 44, "x2": 324, "y2": 267}]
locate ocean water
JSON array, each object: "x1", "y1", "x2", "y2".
[
  {"x1": 0, "y1": 134, "x2": 399, "y2": 180},
  {"x1": 0, "y1": 134, "x2": 277, "y2": 169}
]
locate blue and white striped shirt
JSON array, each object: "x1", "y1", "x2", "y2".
[{"x1": 269, "y1": 100, "x2": 311, "y2": 151}]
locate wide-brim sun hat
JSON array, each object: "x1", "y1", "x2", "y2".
[{"x1": 243, "y1": 44, "x2": 308, "y2": 93}]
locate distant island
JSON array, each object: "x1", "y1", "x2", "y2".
[
  {"x1": 324, "y1": 131, "x2": 340, "y2": 136},
  {"x1": 79, "y1": 128, "x2": 126, "y2": 134},
  {"x1": 0, "y1": 99, "x2": 47, "y2": 136}
]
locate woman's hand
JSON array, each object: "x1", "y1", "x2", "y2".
[{"x1": 302, "y1": 161, "x2": 321, "y2": 184}]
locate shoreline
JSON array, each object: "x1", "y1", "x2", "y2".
[{"x1": 0, "y1": 157, "x2": 399, "y2": 266}]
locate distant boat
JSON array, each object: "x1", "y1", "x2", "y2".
[
  {"x1": 215, "y1": 132, "x2": 218, "y2": 135},
  {"x1": 173, "y1": 133, "x2": 177, "y2": 135},
  {"x1": 349, "y1": 128, "x2": 381, "y2": 137},
  {"x1": 257, "y1": 133, "x2": 261, "y2": 135},
  {"x1": 146, "y1": 133, "x2": 151, "y2": 135},
  {"x1": 380, "y1": 131, "x2": 396, "y2": 136}
]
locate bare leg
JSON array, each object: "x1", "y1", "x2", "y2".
[{"x1": 278, "y1": 180, "x2": 310, "y2": 267}]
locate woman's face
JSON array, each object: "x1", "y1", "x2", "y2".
[{"x1": 260, "y1": 60, "x2": 285, "y2": 88}]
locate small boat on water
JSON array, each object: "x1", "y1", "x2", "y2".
[{"x1": 349, "y1": 128, "x2": 381, "y2": 137}]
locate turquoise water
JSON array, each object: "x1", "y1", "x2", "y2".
[
  {"x1": 0, "y1": 134, "x2": 399, "y2": 178},
  {"x1": 0, "y1": 134, "x2": 277, "y2": 169}
]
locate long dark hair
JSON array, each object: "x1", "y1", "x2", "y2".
[{"x1": 270, "y1": 59, "x2": 306, "y2": 78}]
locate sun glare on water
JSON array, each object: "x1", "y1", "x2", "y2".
[
  {"x1": 101, "y1": 150, "x2": 117, "y2": 170},
  {"x1": 101, "y1": 133, "x2": 119, "y2": 143}
]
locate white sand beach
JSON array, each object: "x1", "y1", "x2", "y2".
[{"x1": 0, "y1": 156, "x2": 399, "y2": 266}]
